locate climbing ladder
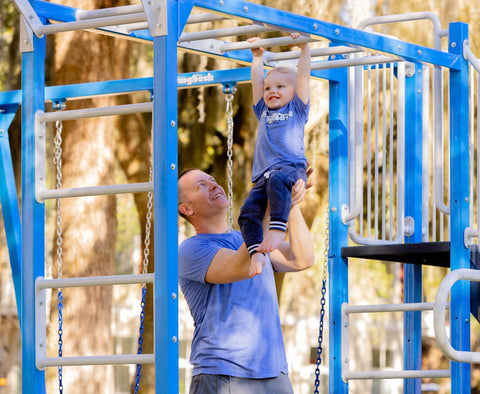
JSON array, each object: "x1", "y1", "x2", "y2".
[{"x1": 2, "y1": 0, "x2": 480, "y2": 393}]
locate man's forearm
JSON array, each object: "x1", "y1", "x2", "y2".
[{"x1": 287, "y1": 205, "x2": 315, "y2": 269}]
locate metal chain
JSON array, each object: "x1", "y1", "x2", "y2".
[
  {"x1": 225, "y1": 91, "x2": 235, "y2": 229},
  {"x1": 134, "y1": 158, "x2": 153, "y2": 393},
  {"x1": 54, "y1": 119, "x2": 64, "y2": 394},
  {"x1": 314, "y1": 208, "x2": 329, "y2": 394},
  {"x1": 142, "y1": 160, "x2": 153, "y2": 278}
]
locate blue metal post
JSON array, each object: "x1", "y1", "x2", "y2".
[
  {"x1": 328, "y1": 67, "x2": 349, "y2": 394},
  {"x1": 0, "y1": 106, "x2": 22, "y2": 319},
  {"x1": 403, "y1": 63, "x2": 423, "y2": 394},
  {"x1": 153, "y1": 1, "x2": 179, "y2": 392},
  {"x1": 21, "y1": 18, "x2": 47, "y2": 394},
  {"x1": 448, "y1": 22, "x2": 471, "y2": 394}
]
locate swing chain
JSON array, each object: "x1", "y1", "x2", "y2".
[
  {"x1": 314, "y1": 208, "x2": 329, "y2": 394},
  {"x1": 134, "y1": 159, "x2": 153, "y2": 393},
  {"x1": 54, "y1": 118, "x2": 64, "y2": 394},
  {"x1": 142, "y1": 160, "x2": 154, "y2": 278},
  {"x1": 225, "y1": 89, "x2": 235, "y2": 229}
]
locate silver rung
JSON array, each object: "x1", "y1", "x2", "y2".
[
  {"x1": 36, "y1": 274, "x2": 154, "y2": 290},
  {"x1": 37, "y1": 354, "x2": 154, "y2": 369},
  {"x1": 76, "y1": 4, "x2": 145, "y2": 20},
  {"x1": 37, "y1": 182, "x2": 153, "y2": 202},
  {"x1": 36, "y1": 102, "x2": 152, "y2": 123},
  {"x1": 264, "y1": 46, "x2": 361, "y2": 62},
  {"x1": 218, "y1": 35, "x2": 315, "y2": 53},
  {"x1": 39, "y1": 13, "x2": 146, "y2": 37},
  {"x1": 343, "y1": 301, "x2": 439, "y2": 314},
  {"x1": 311, "y1": 56, "x2": 400, "y2": 71},
  {"x1": 179, "y1": 24, "x2": 276, "y2": 43},
  {"x1": 344, "y1": 369, "x2": 450, "y2": 381},
  {"x1": 186, "y1": 13, "x2": 227, "y2": 24}
]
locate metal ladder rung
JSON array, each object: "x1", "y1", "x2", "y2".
[
  {"x1": 37, "y1": 354, "x2": 154, "y2": 369},
  {"x1": 36, "y1": 274, "x2": 154, "y2": 289},
  {"x1": 344, "y1": 369, "x2": 450, "y2": 381},
  {"x1": 37, "y1": 182, "x2": 153, "y2": 202}
]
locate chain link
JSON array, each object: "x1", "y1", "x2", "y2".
[
  {"x1": 142, "y1": 160, "x2": 153, "y2": 278},
  {"x1": 135, "y1": 157, "x2": 154, "y2": 393},
  {"x1": 54, "y1": 119, "x2": 64, "y2": 394},
  {"x1": 314, "y1": 208, "x2": 329, "y2": 394},
  {"x1": 225, "y1": 92, "x2": 234, "y2": 229}
]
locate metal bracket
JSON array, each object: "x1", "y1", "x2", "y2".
[
  {"x1": 141, "y1": 0, "x2": 167, "y2": 37},
  {"x1": 20, "y1": 17, "x2": 34, "y2": 52},
  {"x1": 404, "y1": 216, "x2": 415, "y2": 236}
]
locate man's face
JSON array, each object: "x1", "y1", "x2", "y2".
[{"x1": 178, "y1": 170, "x2": 229, "y2": 219}]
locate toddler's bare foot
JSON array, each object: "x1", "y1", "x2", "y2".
[
  {"x1": 249, "y1": 252, "x2": 267, "y2": 277},
  {"x1": 258, "y1": 229, "x2": 285, "y2": 253}
]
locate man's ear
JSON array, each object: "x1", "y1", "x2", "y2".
[{"x1": 179, "y1": 203, "x2": 193, "y2": 217}]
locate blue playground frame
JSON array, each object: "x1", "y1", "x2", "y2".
[{"x1": 0, "y1": 1, "x2": 478, "y2": 393}]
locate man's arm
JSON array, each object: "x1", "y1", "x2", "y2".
[
  {"x1": 204, "y1": 243, "x2": 252, "y2": 284},
  {"x1": 248, "y1": 37, "x2": 265, "y2": 105},
  {"x1": 270, "y1": 180, "x2": 315, "y2": 272}
]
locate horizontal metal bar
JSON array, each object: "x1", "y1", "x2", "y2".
[
  {"x1": 37, "y1": 13, "x2": 146, "y2": 36},
  {"x1": 186, "y1": 13, "x2": 227, "y2": 24},
  {"x1": 311, "y1": 56, "x2": 399, "y2": 71},
  {"x1": 37, "y1": 354, "x2": 154, "y2": 368},
  {"x1": 343, "y1": 302, "x2": 437, "y2": 314},
  {"x1": 36, "y1": 274, "x2": 154, "y2": 290},
  {"x1": 37, "y1": 181, "x2": 152, "y2": 201},
  {"x1": 218, "y1": 35, "x2": 315, "y2": 53},
  {"x1": 344, "y1": 369, "x2": 450, "y2": 380},
  {"x1": 265, "y1": 46, "x2": 361, "y2": 62},
  {"x1": 76, "y1": 4, "x2": 145, "y2": 20},
  {"x1": 179, "y1": 24, "x2": 275, "y2": 42},
  {"x1": 36, "y1": 102, "x2": 152, "y2": 123}
]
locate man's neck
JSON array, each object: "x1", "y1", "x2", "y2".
[{"x1": 194, "y1": 215, "x2": 231, "y2": 235}]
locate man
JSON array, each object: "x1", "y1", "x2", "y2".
[{"x1": 178, "y1": 168, "x2": 314, "y2": 394}]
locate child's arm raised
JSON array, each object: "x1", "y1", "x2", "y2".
[
  {"x1": 291, "y1": 33, "x2": 311, "y2": 104},
  {"x1": 248, "y1": 37, "x2": 265, "y2": 106}
]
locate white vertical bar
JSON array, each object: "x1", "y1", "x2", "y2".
[
  {"x1": 367, "y1": 66, "x2": 372, "y2": 239},
  {"x1": 470, "y1": 65, "x2": 475, "y2": 234},
  {"x1": 374, "y1": 66, "x2": 380, "y2": 239},
  {"x1": 390, "y1": 64, "x2": 394, "y2": 240},
  {"x1": 396, "y1": 63, "x2": 406, "y2": 241},
  {"x1": 477, "y1": 73, "x2": 480, "y2": 241},
  {"x1": 422, "y1": 66, "x2": 431, "y2": 241},
  {"x1": 382, "y1": 66, "x2": 387, "y2": 240}
]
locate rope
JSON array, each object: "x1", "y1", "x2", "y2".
[
  {"x1": 54, "y1": 117, "x2": 64, "y2": 394},
  {"x1": 223, "y1": 84, "x2": 236, "y2": 229},
  {"x1": 134, "y1": 158, "x2": 153, "y2": 393},
  {"x1": 314, "y1": 208, "x2": 329, "y2": 393}
]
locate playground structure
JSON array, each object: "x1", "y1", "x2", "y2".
[{"x1": 2, "y1": 0, "x2": 480, "y2": 392}]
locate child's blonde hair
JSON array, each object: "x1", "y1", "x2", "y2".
[{"x1": 266, "y1": 66, "x2": 296, "y2": 78}]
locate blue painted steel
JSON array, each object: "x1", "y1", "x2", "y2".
[
  {"x1": 0, "y1": 105, "x2": 22, "y2": 320},
  {"x1": 152, "y1": 1, "x2": 179, "y2": 392},
  {"x1": 403, "y1": 63, "x2": 424, "y2": 394},
  {"x1": 448, "y1": 22, "x2": 471, "y2": 394},
  {"x1": 21, "y1": 17, "x2": 47, "y2": 394},
  {"x1": 328, "y1": 67, "x2": 349, "y2": 394},
  {"x1": 192, "y1": 0, "x2": 460, "y2": 70}
]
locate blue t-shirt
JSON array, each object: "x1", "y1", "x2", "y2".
[
  {"x1": 178, "y1": 230, "x2": 289, "y2": 378},
  {"x1": 251, "y1": 94, "x2": 309, "y2": 182}
]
